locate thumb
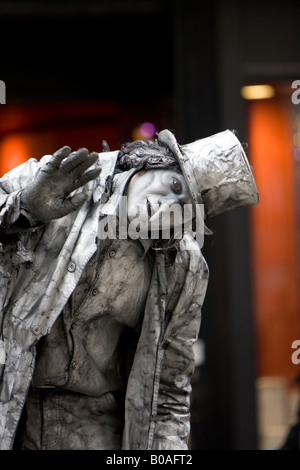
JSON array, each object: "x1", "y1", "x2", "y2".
[{"x1": 61, "y1": 192, "x2": 89, "y2": 216}]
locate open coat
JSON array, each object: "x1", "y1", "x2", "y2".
[{"x1": 0, "y1": 150, "x2": 209, "y2": 450}]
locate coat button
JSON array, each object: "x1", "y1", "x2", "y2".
[
  {"x1": 109, "y1": 250, "x2": 116, "y2": 258},
  {"x1": 92, "y1": 288, "x2": 98, "y2": 296},
  {"x1": 71, "y1": 361, "x2": 77, "y2": 369},
  {"x1": 32, "y1": 325, "x2": 41, "y2": 336},
  {"x1": 67, "y1": 261, "x2": 76, "y2": 272}
]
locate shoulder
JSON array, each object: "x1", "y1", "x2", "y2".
[
  {"x1": 176, "y1": 233, "x2": 209, "y2": 277},
  {"x1": 0, "y1": 158, "x2": 41, "y2": 193}
]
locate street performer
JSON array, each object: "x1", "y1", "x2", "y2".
[{"x1": 0, "y1": 129, "x2": 258, "y2": 450}]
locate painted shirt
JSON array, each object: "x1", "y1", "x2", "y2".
[{"x1": 33, "y1": 237, "x2": 154, "y2": 396}]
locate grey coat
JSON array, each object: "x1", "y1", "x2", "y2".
[{"x1": 0, "y1": 151, "x2": 209, "y2": 450}]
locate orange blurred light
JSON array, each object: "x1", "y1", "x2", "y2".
[
  {"x1": 248, "y1": 97, "x2": 300, "y2": 381},
  {"x1": 0, "y1": 136, "x2": 29, "y2": 175}
]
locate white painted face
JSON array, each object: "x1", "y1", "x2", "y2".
[{"x1": 125, "y1": 169, "x2": 193, "y2": 232}]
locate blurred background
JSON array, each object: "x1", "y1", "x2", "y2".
[{"x1": 0, "y1": 0, "x2": 299, "y2": 450}]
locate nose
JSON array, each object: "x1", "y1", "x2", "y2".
[{"x1": 149, "y1": 198, "x2": 182, "y2": 225}]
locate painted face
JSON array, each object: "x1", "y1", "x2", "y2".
[{"x1": 125, "y1": 169, "x2": 193, "y2": 233}]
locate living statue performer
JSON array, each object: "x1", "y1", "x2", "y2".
[{"x1": 0, "y1": 129, "x2": 258, "y2": 450}]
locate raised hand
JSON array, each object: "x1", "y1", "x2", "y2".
[{"x1": 20, "y1": 146, "x2": 101, "y2": 224}]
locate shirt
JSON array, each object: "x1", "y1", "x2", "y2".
[{"x1": 33, "y1": 236, "x2": 154, "y2": 396}]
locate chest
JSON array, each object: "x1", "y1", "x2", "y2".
[{"x1": 70, "y1": 238, "x2": 154, "y2": 328}]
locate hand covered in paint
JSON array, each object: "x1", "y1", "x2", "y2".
[{"x1": 20, "y1": 146, "x2": 101, "y2": 224}]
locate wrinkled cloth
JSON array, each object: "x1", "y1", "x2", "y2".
[
  {"x1": 21, "y1": 388, "x2": 123, "y2": 450},
  {"x1": 32, "y1": 236, "x2": 154, "y2": 396},
  {"x1": 0, "y1": 151, "x2": 209, "y2": 450}
]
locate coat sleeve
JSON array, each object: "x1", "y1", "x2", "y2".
[
  {"x1": 0, "y1": 158, "x2": 42, "y2": 385},
  {"x1": 0, "y1": 158, "x2": 41, "y2": 231},
  {"x1": 151, "y1": 235, "x2": 209, "y2": 450}
]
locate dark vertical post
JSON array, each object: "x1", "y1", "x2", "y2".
[
  {"x1": 172, "y1": 0, "x2": 257, "y2": 449},
  {"x1": 216, "y1": 0, "x2": 258, "y2": 449}
]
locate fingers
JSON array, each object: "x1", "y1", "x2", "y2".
[
  {"x1": 47, "y1": 146, "x2": 71, "y2": 170},
  {"x1": 61, "y1": 192, "x2": 89, "y2": 216},
  {"x1": 71, "y1": 167, "x2": 102, "y2": 191},
  {"x1": 44, "y1": 147, "x2": 100, "y2": 190},
  {"x1": 60, "y1": 148, "x2": 98, "y2": 175},
  {"x1": 69, "y1": 152, "x2": 99, "y2": 178},
  {"x1": 60, "y1": 148, "x2": 88, "y2": 173}
]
